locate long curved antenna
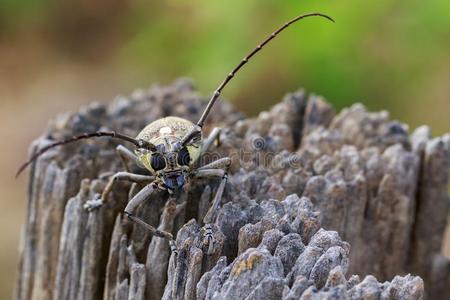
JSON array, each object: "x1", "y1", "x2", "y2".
[
  {"x1": 196, "y1": 12, "x2": 334, "y2": 128},
  {"x1": 16, "y1": 131, "x2": 156, "y2": 178}
]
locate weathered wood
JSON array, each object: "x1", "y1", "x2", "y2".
[{"x1": 16, "y1": 79, "x2": 449, "y2": 299}]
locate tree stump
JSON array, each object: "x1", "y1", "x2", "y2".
[{"x1": 16, "y1": 79, "x2": 449, "y2": 299}]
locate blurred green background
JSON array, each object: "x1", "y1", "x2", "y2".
[{"x1": 1, "y1": 0, "x2": 449, "y2": 298}]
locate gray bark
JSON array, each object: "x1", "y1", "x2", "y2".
[{"x1": 16, "y1": 79, "x2": 449, "y2": 299}]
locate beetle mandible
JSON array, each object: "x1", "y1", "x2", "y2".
[{"x1": 17, "y1": 12, "x2": 334, "y2": 254}]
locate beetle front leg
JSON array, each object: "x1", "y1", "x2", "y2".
[
  {"x1": 124, "y1": 183, "x2": 178, "y2": 254},
  {"x1": 83, "y1": 172, "x2": 154, "y2": 211}
]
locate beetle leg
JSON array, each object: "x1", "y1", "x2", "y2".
[
  {"x1": 204, "y1": 173, "x2": 227, "y2": 254},
  {"x1": 116, "y1": 145, "x2": 139, "y2": 172},
  {"x1": 201, "y1": 127, "x2": 221, "y2": 154},
  {"x1": 128, "y1": 182, "x2": 141, "y2": 199},
  {"x1": 83, "y1": 172, "x2": 154, "y2": 211},
  {"x1": 198, "y1": 157, "x2": 231, "y2": 170},
  {"x1": 124, "y1": 183, "x2": 178, "y2": 254},
  {"x1": 194, "y1": 160, "x2": 230, "y2": 254}
]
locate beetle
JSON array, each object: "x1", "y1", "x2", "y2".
[{"x1": 17, "y1": 12, "x2": 334, "y2": 254}]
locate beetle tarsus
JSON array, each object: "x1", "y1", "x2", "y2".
[
  {"x1": 202, "y1": 223, "x2": 215, "y2": 255},
  {"x1": 83, "y1": 194, "x2": 103, "y2": 212}
]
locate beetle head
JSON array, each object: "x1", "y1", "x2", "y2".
[{"x1": 136, "y1": 139, "x2": 195, "y2": 190}]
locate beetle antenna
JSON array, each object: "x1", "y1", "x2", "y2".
[
  {"x1": 196, "y1": 12, "x2": 334, "y2": 128},
  {"x1": 16, "y1": 131, "x2": 156, "y2": 178}
]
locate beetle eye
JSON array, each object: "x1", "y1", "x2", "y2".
[
  {"x1": 177, "y1": 147, "x2": 190, "y2": 166},
  {"x1": 151, "y1": 153, "x2": 166, "y2": 171}
]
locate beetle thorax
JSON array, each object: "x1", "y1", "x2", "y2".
[{"x1": 136, "y1": 116, "x2": 197, "y2": 143}]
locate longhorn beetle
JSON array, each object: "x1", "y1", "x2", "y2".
[{"x1": 17, "y1": 13, "x2": 334, "y2": 254}]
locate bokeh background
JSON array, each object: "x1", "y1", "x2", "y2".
[{"x1": 1, "y1": 0, "x2": 449, "y2": 298}]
